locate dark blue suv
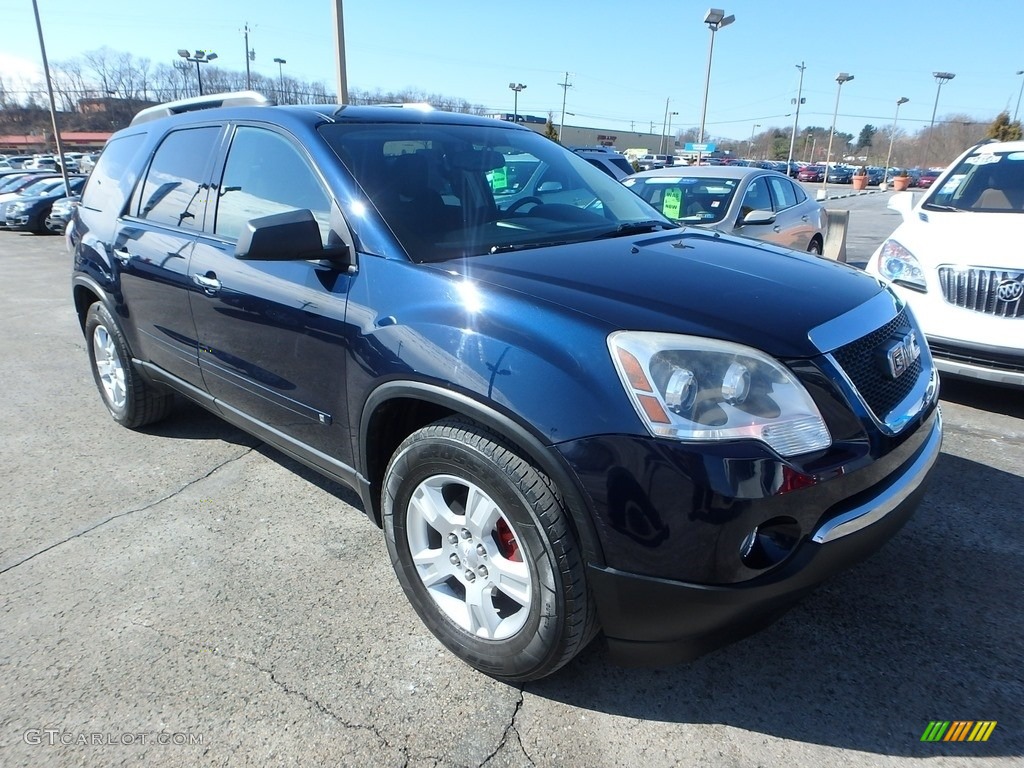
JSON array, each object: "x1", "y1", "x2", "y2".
[{"x1": 70, "y1": 92, "x2": 942, "y2": 682}]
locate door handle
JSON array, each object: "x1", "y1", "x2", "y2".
[
  {"x1": 112, "y1": 247, "x2": 131, "y2": 265},
  {"x1": 193, "y1": 272, "x2": 221, "y2": 292},
  {"x1": 801, "y1": 215, "x2": 809, "y2": 222},
  {"x1": 773, "y1": 226, "x2": 782, "y2": 232}
]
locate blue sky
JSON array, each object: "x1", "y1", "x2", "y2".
[{"x1": 5, "y1": 0, "x2": 1024, "y2": 142}]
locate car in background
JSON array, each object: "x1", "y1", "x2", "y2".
[
  {"x1": 637, "y1": 154, "x2": 674, "y2": 170},
  {"x1": 866, "y1": 167, "x2": 886, "y2": 185},
  {"x1": 0, "y1": 175, "x2": 66, "y2": 228},
  {"x1": 797, "y1": 164, "x2": 825, "y2": 182},
  {"x1": 573, "y1": 148, "x2": 634, "y2": 180},
  {"x1": 917, "y1": 170, "x2": 941, "y2": 189},
  {"x1": 5, "y1": 176, "x2": 87, "y2": 233},
  {"x1": 866, "y1": 139, "x2": 1024, "y2": 387},
  {"x1": 45, "y1": 194, "x2": 80, "y2": 234},
  {"x1": 624, "y1": 165, "x2": 825, "y2": 254},
  {"x1": 826, "y1": 165, "x2": 853, "y2": 184}
]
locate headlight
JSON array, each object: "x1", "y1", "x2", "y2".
[
  {"x1": 608, "y1": 332, "x2": 831, "y2": 457},
  {"x1": 7, "y1": 202, "x2": 27, "y2": 214},
  {"x1": 877, "y1": 239, "x2": 927, "y2": 292}
]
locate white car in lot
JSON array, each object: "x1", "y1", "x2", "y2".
[{"x1": 866, "y1": 140, "x2": 1024, "y2": 387}]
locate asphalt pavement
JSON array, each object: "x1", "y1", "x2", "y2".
[{"x1": 0, "y1": 203, "x2": 1021, "y2": 767}]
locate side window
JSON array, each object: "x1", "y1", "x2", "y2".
[
  {"x1": 740, "y1": 177, "x2": 771, "y2": 217},
  {"x1": 137, "y1": 127, "x2": 220, "y2": 230},
  {"x1": 80, "y1": 133, "x2": 146, "y2": 213},
  {"x1": 767, "y1": 176, "x2": 798, "y2": 211},
  {"x1": 214, "y1": 126, "x2": 332, "y2": 244}
]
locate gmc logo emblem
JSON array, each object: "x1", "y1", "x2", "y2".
[{"x1": 882, "y1": 330, "x2": 921, "y2": 380}]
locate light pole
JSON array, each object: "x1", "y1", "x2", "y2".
[
  {"x1": 177, "y1": 49, "x2": 217, "y2": 96},
  {"x1": 666, "y1": 109, "x2": 678, "y2": 155},
  {"x1": 747, "y1": 123, "x2": 760, "y2": 158},
  {"x1": 508, "y1": 82, "x2": 526, "y2": 123},
  {"x1": 924, "y1": 71, "x2": 955, "y2": 168},
  {"x1": 274, "y1": 57, "x2": 287, "y2": 103},
  {"x1": 821, "y1": 72, "x2": 853, "y2": 199},
  {"x1": 882, "y1": 97, "x2": 909, "y2": 186},
  {"x1": 660, "y1": 99, "x2": 677, "y2": 154},
  {"x1": 697, "y1": 8, "x2": 735, "y2": 165},
  {"x1": 802, "y1": 129, "x2": 813, "y2": 162},
  {"x1": 1014, "y1": 70, "x2": 1024, "y2": 123},
  {"x1": 786, "y1": 62, "x2": 806, "y2": 173}
]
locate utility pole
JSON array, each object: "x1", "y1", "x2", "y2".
[
  {"x1": 242, "y1": 23, "x2": 254, "y2": 90},
  {"x1": 557, "y1": 72, "x2": 572, "y2": 142},
  {"x1": 660, "y1": 98, "x2": 670, "y2": 153},
  {"x1": 31, "y1": 0, "x2": 69, "y2": 193},
  {"x1": 786, "y1": 62, "x2": 806, "y2": 172}
]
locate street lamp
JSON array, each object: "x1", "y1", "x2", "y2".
[
  {"x1": 882, "y1": 97, "x2": 909, "y2": 186},
  {"x1": 177, "y1": 49, "x2": 217, "y2": 96},
  {"x1": 666, "y1": 109, "x2": 679, "y2": 155},
  {"x1": 821, "y1": 72, "x2": 853, "y2": 199},
  {"x1": 786, "y1": 62, "x2": 806, "y2": 173},
  {"x1": 660, "y1": 98, "x2": 677, "y2": 153},
  {"x1": 274, "y1": 57, "x2": 287, "y2": 103},
  {"x1": 747, "y1": 124, "x2": 760, "y2": 158},
  {"x1": 1014, "y1": 70, "x2": 1024, "y2": 123},
  {"x1": 924, "y1": 71, "x2": 955, "y2": 167},
  {"x1": 697, "y1": 8, "x2": 735, "y2": 165},
  {"x1": 508, "y1": 82, "x2": 526, "y2": 123}
]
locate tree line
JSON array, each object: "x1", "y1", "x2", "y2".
[{"x1": 0, "y1": 46, "x2": 488, "y2": 137}]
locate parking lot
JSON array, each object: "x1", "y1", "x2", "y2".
[{"x1": 1, "y1": 192, "x2": 1021, "y2": 767}]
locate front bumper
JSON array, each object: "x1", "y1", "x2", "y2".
[{"x1": 585, "y1": 411, "x2": 942, "y2": 666}]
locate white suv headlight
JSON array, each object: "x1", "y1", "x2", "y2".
[
  {"x1": 608, "y1": 332, "x2": 831, "y2": 457},
  {"x1": 877, "y1": 239, "x2": 927, "y2": 292}
]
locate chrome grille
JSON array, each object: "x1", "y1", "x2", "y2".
[
  {"x1": 830, "y1": 309, "x2": 922, "y2": 424},
  {"x1": 938, "y1": 266, "x2": 1024, "y2": 318}
]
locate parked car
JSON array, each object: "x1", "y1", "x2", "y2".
[
  {"x1": 45, "y1": 194, "x2": 79, "y2": 234},
  {"x1": 826, "y1": 165, "x2": 853, "y2": 184},
  {"x1": 6, "y1": 176, "x2": 86, "y2": 233},
  {"x1": 636, "y1": 153, "x2": 674, "y2": 170},
  {"x1": 866, "y1": 167, "x2": 886, "y2": 185},
  {"x1": 0, "y1": 175, "x2": 65, "y2": 226},
  {"x1": 623, "y1": 165, "x2": 826, "y2": 254},
  {"x1": 70, "y1": 92, "x2": 941, "y2": 681},
  {"x1": 797, "y1": 164, "x2": 825, "y2": 182},
  {"x1": 866, "y1": 139, "x2": 1024, "y2": 387},
  {"x1": 917, "y1": 170, "x2": 941, "y2": 189},
  {"x1": 573, "y1": 148, "x2": 634, "y2": 180}
]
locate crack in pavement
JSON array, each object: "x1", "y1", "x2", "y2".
[
  {"x1": 0, "y1": 447, "x2": 255, "y2": 576},
  {"x1": 127, "y1": 619, "x2": 410, "y2": 761},
  {"x1": 480, "y1": 688, "x2": 534, "y2": 768}
]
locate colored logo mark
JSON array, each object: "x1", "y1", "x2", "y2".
[{"x1": 921, "y1": 721, "x2": 997, "y2": 742}]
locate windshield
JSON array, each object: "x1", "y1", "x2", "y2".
[
  {"x1": 924, "y1": 148, "x2": 1024, "y2": 213},
  {"x1": 620, "y1": 175, "x2": 737, "y2": 224},
  {"x1": 20, "y1": 178, "x2": 62, "y2": 196},
  {"x1": 320, "y1": 121, "x2": 670, "y2": 262}
]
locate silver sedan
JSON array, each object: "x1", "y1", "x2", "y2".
[{"x1": 623, "y1": 165, "x2": 826, "y2": 254}]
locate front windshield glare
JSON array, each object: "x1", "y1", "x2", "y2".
[
  {"x1": 926, "y1": 149, "x2": 1024, "y2": 213},
  {"x1": 320, "y1": 122, "x2": 670, "y2": 261}
]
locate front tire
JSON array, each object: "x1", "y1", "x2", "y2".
[
  {"x1": 383, "y1": 418, "x2": 596, "y2": 681},
  {"x1": 85, "y1": 302, "x2": 172, "y2": 428}
]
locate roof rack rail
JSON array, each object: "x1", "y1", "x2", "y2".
[{"x1": 131, "y1": 91, "x2": 274, "y2": 126}]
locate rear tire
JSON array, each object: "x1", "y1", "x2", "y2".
[
  {"x1": 85, "y1": 302, "x2": 172, "y2": 428},
  {"x1": 383, "y1": 417, "x2": 597, "y2": 681},
  {"x1": 807, "y1": 236, "x2": 823, "y2": 256}
]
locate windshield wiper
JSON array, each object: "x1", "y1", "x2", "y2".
[
  {"x1": 923, "y1": 204, "x2": 962, "y2": 212},
  {"x1": 596, "y1": 220, "x2": 675, "y2": 239},
  {"x1": 488, "y1": 240, "x2": 573, "y2": 254}
]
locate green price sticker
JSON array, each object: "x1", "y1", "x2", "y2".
[
  {"x1": 662, "y1": 187, "x2": 682, "y2": 219},
  {"x1": 489, "y1": 166, "x2": 508, "y2": 191}
]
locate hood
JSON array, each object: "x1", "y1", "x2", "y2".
[
  {"x1": 440, "y1": 228, "x2": 884, "y2": 358},
  {"x1": 892, "y1": 209, "x2": 1024, "y2": 270}
]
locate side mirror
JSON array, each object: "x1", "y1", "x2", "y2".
[
  {"x1": 741, "y1": 209, "x2": 775, "y2": 225},
  {"x1": 235, "y1": 209, "x2": 349, "y2": 266},
  {"x1": 537, "y1": 181, "x2": 564, "y2": 193},
  {"x1": 887, "y1": 191, "x2": 917, "y2": 219}
]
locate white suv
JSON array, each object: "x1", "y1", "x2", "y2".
[{"x1": 866, "y1": 140, "x2": 1024, "y2": 387}]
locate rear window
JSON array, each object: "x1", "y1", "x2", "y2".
[{"x1": 80, "y1": 133, "x2": 146, "y2": 213}]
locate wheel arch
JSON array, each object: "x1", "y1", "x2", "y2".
[{"x1": 359, "y1": 380, "x2": 606, "y2": 567}]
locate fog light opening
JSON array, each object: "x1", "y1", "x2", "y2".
[{"x1": 740, "y1": 516, "x2": 802, "y2": 570}]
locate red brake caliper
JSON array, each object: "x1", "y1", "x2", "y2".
[{"x1": 495, "y1": 518, "x2": 522, "y2": 562}]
